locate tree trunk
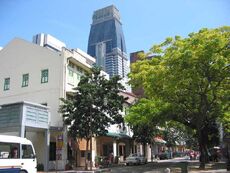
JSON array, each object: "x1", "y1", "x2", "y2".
[
  {"x1": 90, "y1": 136, "x2": 92, "y2": 170},
  {"x1": 226, "y1": 144, "x2": 230, "y2": 171},
  {"x1": 198, "y1": 128, "x2": 209, "y2": 169},
  {"x1": 85, "y1": 139, "x2": 89, "y2": 170},
  {"x1": 143, "y1": 143, "x2": 146, "y2": 157}
]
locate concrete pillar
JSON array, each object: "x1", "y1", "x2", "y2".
[
  {"x1": 20, "y1": 105, "x2": 26, "y2": 138},
  {"x1": 44, "y1": 129, "x2": 50, "y2": 171},
  {"x1": 140, "y1": 144, "x2": 143, "y2": 155},
  {"x1": 113, "y1": 140, "x2": 117, "y2": 157},
  {"x1": 19, "y1": 125, "x2": 25, "y2": 138}
]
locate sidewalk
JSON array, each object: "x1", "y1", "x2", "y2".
[
  {"x1": 37, "y1": 161, "x2": 230, "y2": 173},
  {"x1": 188, "y1": 161, "x2": 230, "y2": 173},
  {"x1": 38, "y1": 167, "x2": 111, "y2": 173},
  {"x1": 38, "y1": 169, "x2": 111, "y2": 173},
  {"x1": 38, "y1": 169, "x2": 230, "y2": 173},
  {"x1": 190, "y1": 169, "x2": 230, "y2": 173}
]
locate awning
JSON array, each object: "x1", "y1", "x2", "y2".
[
  {"x1": 154, "y1": 137, "x2": 166, "y2": 144},
  {"x1": 106, "y1": 132, "x2": 131, "y2": 139}
]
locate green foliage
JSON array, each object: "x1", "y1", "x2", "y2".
[
  {"x1": 59, "y1": 66, "x2": 126, "y2": 140},
  {"x1": 94, "y1": 155, "x2": 102, "y2": 165},
  {"x1": 131, "y1": 123, "x2": 160, "y2": 145},
  {"x1": 129, "y1": 26, "x2": 229, "y2": 131},
  {"x1": 125, "y1": 98, "x2": 169, "y2": 145},
  {"x1": 125, "y1": 98, "x2": 168, "y2": 126},
  {"x1": 127, "y1": 26, "x2": 230, "y2": 166}
]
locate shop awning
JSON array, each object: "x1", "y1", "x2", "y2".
[{"x1": 106, "y1": 132, "x2": 131, "y2": 139}]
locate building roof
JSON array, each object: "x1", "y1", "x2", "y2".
[
  {"x1": 119, "y1": 91, "x2": 137, "y2": 105},
  {"x1": 106, "y1": 132, "x2": 131, "y2": 139}
]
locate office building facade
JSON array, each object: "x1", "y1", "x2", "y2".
[
  {"x1": 87, "y1": 5, "x2": 129, "y2": 83},
  {"x1": 33, "y1": 33, "x2": 66, "y2": 52}
]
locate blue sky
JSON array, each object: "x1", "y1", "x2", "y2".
[{"x1": 0, "y1": 0, "x2": 229, "y2": 54}]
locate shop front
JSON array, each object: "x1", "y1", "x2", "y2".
[
  {"x1": 0, "y1": 102, "x2": 50, "y2": 171},
  {"x1": 96, "y1": 132, "x2": 132, "y2": 163}
]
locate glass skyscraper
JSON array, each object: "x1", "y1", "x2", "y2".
[{"x1": 87, "y1": 5, "x2": 129, "y2": 80}]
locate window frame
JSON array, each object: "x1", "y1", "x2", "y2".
[
  {"x1": 41, "y1": 69, "x2": 49, "y2": 83},
  {"x1": 22, "y1": 73, "x2": 29, "y2": 87},
  {"x1": 4, "y1": 77, "x2": 10, "y2": 91}
]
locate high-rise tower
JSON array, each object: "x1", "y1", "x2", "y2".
[{"x1": 87, "y1": 5, "x2": 129, "y2": 81}]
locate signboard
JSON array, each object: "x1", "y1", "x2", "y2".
[{"x1": 56, "y1": 133, "x2": 63, "y2": 160}]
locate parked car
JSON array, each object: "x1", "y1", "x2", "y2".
[
  {"x1": 125, "y1": 153, "x2": 147, "y2": 165},
  {"x1": 158, "y1": 152, "x2": 170, "y2": 160},
  {"x1": 189, "y1": 150, "x2": 199, "y2": 160}
]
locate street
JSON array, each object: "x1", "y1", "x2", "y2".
[
  {"x1": 37, "y1": 158, "x2": 229, "y2": 173},
  {"x1": 110, "y1": 158, "x2": 187, "y2": 173},
  {"x1": 110, "y1": 163, "x2": 167, "y2": 173},
  {"x1": 109, "y1": 158, "x2": 228, "y2": 173}
]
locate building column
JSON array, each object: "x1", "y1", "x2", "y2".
[
  {"x1": 44, "y1": 129, "x2": 50, "y2": 171},
  {"x1": 20, "y1": 105, "x2": 26, "y2": 138},
  {"x1": 113, "y1": 140, "x2": 117, "y2": 157},
  {"x1": 19, "y1": 125, "x2": 25, "y2": 138}
]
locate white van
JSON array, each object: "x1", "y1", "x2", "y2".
[{"x1": 0, "y1": 135, "x2": 37, "y2": 173}]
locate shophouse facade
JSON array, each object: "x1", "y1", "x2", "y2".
[
  {"x1": 0, "y1": 37, "x2": 95, "y2": 170},
  {"x1": 0, "y1": 36, "x2": 136, "y2": 170}
]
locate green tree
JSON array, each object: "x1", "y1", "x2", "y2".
[
  {"x1": 126, "y1": 99, "x2": 196, "y2": 156},
  {"x1": 125, "y1": 98, "x2": 164, "y2": 156},
  {"x1": 128, "y1": 26, "x2": 230, "y2": 168},
  {"x1": 59, "y1": 66, "x2": 126, "y2": 170},
  {"x1": 131, "y1": 124, "x2": 159, "y2": 157}
]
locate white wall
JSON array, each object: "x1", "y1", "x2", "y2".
[{"x1": 0, "y1": 38, "x2": 65, "y2": 127}]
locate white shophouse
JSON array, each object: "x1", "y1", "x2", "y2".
[
  {"x1": 0, "y1": 34, "x2": 137, "y2": 170},
  {"x1": 0, "y1": 36, "x2": 96, "y2": 171}
]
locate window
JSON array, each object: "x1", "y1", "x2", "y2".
[
  {"x1": 69, "y1": 69, "x2": 73, "y2": 77},
  {"x1": 77, "y1": 73, "x2": 81, "y2": 80},
  {"x1": 41, "y1": 69, "x2": 48, "y2": 83},
  {"x1": 106, "y1": 41, "x2": 112, "y2": 53},
  {"x1": 4, "y1": 78, "x2": 10, "y2": 91},
  {"x1": 0, "y1": 142, "x2": 20, "y2": 159},
  {"x1": 22, "y1": 145, "x2": 34, "y2": 158},
  {"x1": 22, "y1": 73, "x2": 29, "y2": 87}
]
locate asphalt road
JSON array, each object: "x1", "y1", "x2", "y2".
[
  {"x1": 110, "y1": 163, "x2": 174, "y2": 173},
  {"x1": 109, "y1": 158, "x2": 229, "y2": 173},
  {"x1": 37, "y1": 158, "x2": 229, "y2": 173}
]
